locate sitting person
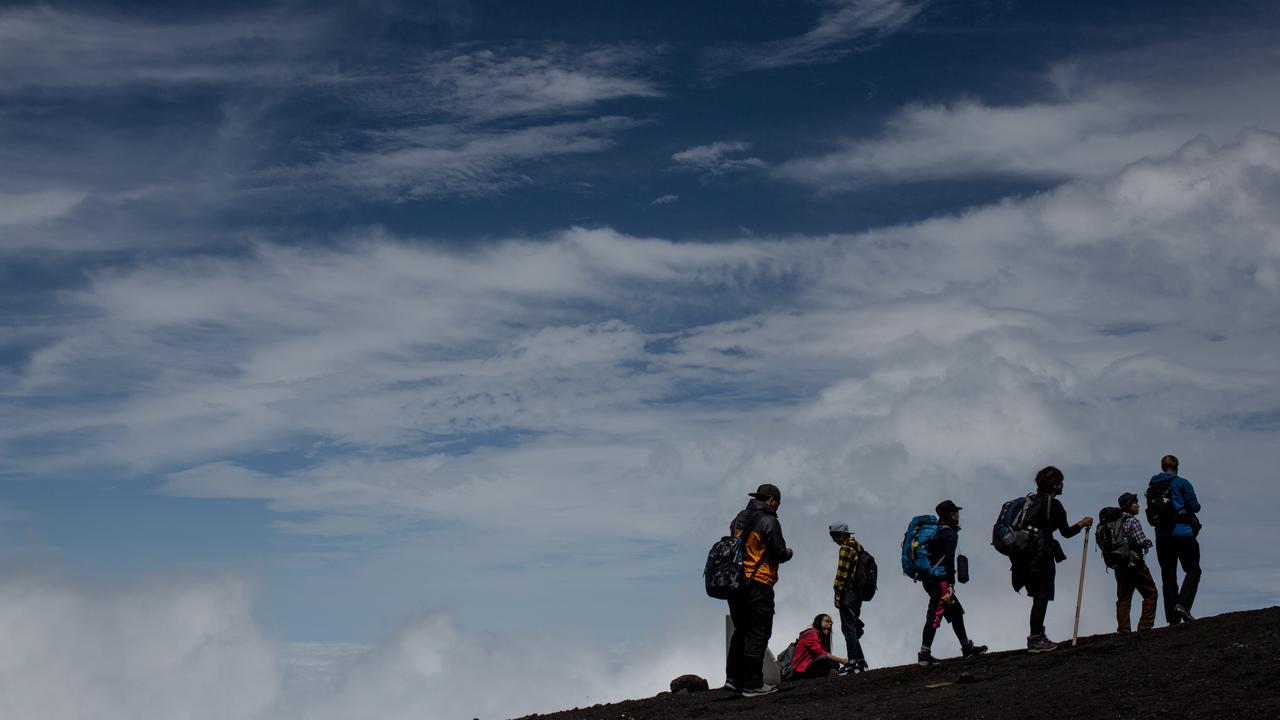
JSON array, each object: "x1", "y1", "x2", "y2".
[{"x1": 790, "y1": 614, "x2": 849, "y2": 679}]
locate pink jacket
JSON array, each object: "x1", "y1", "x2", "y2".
[{"x1": 791, "y1": 628, "x2": 829, "y2": 673}]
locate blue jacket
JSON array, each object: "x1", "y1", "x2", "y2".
[{"x1": 1149, "y1": 472, "x2": 1201, "y2": 538}]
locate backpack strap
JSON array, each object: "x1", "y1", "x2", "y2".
[{"x1": 736, "y1": 511, "x2": 769, "y2": 582}]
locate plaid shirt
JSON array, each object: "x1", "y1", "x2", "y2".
[
  {"x1": 1121, "y1": 514, "x2": 1152, "y2": 553},
  {"x1": 833, "y1": 536, "x2": 863, "y2": 601}
]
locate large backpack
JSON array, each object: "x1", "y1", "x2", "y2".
[
  {"x1": 991, "y1": 493, "x2": 1036, "y2": 557},
  {"x1": 1145, "y1": 477, "x2": 1176, "y2": 527},
  {"x1": 1095, "y1": 506, "x2": 1136, "y2": 570},
  {"x1": 901, "y1": 515, "x2": 947, "y2": 582},
  {"x1": 704, "y1": 513, "x2": 765, "y2": 599},
  {"x1": 851, "y1": 545, "x2": 878, "y2": 601},
  {"x1": 776, "y1": 640, "x2": 798, "y2": 681}
]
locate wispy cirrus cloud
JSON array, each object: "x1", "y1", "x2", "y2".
[
  {"x1": 706, "y1": 0, "x2": 927, "y2": 73},
  {"x1": 671, "y1": 141, "x2": 766, "y2": 178},
  {"x1": 0, "y1": 6, "x2": 330, "y2": 92}
]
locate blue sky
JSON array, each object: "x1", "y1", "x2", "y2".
[{"x1": 3, "y1": 1, "x2": 1280, "y2": 718}]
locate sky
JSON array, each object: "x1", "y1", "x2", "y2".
[{"x1": 2, "y1": 0, "x2": 1279, "y2": 718}]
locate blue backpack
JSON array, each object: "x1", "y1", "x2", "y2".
[
  {"x1": 901, "y1": 515, "x2": 947, "y2": 581},
  {"x1": 992, "y1": 493, "x2": 1037, "y2": 557}
]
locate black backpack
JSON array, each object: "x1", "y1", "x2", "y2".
[
  {"x1": 704, "y1": 513, "x2": 765, "y2": 599},
  {"x1": 1145, "y1": 478, "x2": 1176, "y2": 527},
  {"x1": 1095, "y1": 507, "x2": 1137, "y2": 569},
  {"x1": 851, "y1": 544, "x2": 878, "y2": 601}
]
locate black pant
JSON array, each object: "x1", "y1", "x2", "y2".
[
  {"x1": 726, "y1": 581, "x2": 775, "y2": 687},
  {"x1": 920, "y1": 578, "x2": 967, "y2": 649},
  {"x1": 795, "y1": 655, "x2": 835, "y2": 679},
  {"x1": 836, "y1": 588, "x2": 866, "y2": 662},
  {"x1": 1156, "y1": 535, "x2": 1201, "y2": 624}
]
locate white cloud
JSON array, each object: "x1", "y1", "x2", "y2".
[
  {"x1": 0, "y1": 570, "x2": 278, "y2": 720},
  {"x1": 651, "y1": 193, "x2": 680, "y2": 205},
  {"x1": 419, "y1": 46, "x2": 662, "y2": 120},
  {"x1": 707, "y1": 0, "x2": 926, "y2": 73},
  {"x1": 0, "y1": 6, "x2": 327, "y2": 92},
  {"x1": 0, "y1": 189, "x2": 86, "y2": 227},
  {"x1": 775, "y1": 91, "x2": 1194, "y2": 187},
  {"x1": 672, "y1": 141, "x2": 766, "y2": 176},
  {"x1": 3, "y1": 129, "x2": 1280, "y2": 715},
  {"x1": 309, "y1": 116, "x2": 644, "y2": 199}
]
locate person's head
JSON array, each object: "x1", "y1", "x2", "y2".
[
  {"x1": 749, "y1": 483, "x2": 782, "y2": 510},
  {"x1": 1035, "y1": 466, "x2": 1065, "y2": 495},
  {"x1": 935, "y1": 500, "x2": 962, "y2": 527},
  {"x1": 812, "y1": 613, "x2": 834, "y2": 637},
  {"x1": 828, "y1": 522, "x2": 850, "y2": 544},
  {"x1": 1118, "y1": 492, "x2": 1140, "y2": 515},
  {"x1": 1161, "y1": 454, "x2": 1179, "y2": 474}
]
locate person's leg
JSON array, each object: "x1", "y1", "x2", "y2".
[
  {"x1": 1155, "y1": 537, "x2": 1180, "y2": 624},
  {"x1": 837, "y1": 592, "x2": 864, "y2": 663},
  {"x1": 945, "y1": 597, "x2": 969, "y2": 645},
  {"x1": 726, "y1": 593, "x2": 750, "y2": 685},
  {"x1": 798, "y1": 656, "x2": 835, "y2": 679},
  {"x1": 1115, "y1": 569, "x2": 1134, "y2": 633},
  {"x1": 1177, "y1": 536, "x2": 1202, "y2": 612},
  {"x1": 1030, "y1": 597, "x2": 1049, "y2": 637},
  {"x1": 1136, "y1": 563, "x2": 1159, "y2": 631},
  {"x1": 741, "y1": 583, "x2": 775, "y2": 689},
  {"x1": 920, "y1": 582, "x2": 944, "y2": 650}
]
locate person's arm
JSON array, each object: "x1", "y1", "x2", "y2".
[
  {"x1": 1054, "y1": 500, "x2": 1091, "y2": 538},
  {"x1": 941, "y1": 528, "x2": 958, "y2": 583},
  {"x1": 1176, "y1": 478, "x2": 1201, "y2": 514},
  {"x1": 762, "y1": 516, "x2": 792, "y2": 564}
]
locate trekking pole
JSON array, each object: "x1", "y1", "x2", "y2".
[{"x1": 1072, "y1": 526, "x2": 1090, "y2": 647}]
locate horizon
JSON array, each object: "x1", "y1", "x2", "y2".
[{"x1": 2, "y1": 1, "x2": 1279, "y2": 719}]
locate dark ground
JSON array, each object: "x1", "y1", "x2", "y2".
[{"x1": 515, "y1": 607, "x2": 1280, "y2": 720}]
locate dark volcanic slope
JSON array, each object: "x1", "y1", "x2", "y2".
[{"x1": 519, "y1": 607, "x2": 1280, "y2": 720}]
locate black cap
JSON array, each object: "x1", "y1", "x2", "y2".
[
  {"x1": 1118, "y1": 492, "x2": 1139, "y2": 509},
  {"x1": 936, "y1": 500, "x2": 962, "y2": 516},
  {"x1": 749, "y1": 483, "x2": 782, "y2": 502}
]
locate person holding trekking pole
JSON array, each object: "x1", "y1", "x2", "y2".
[{"x1": 1010, "y1": 467, "x2": 1093, "y2": 653}]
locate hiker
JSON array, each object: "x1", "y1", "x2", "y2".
[
  {"x1": 724, "y1": 483, "x2": 793, "y2": 697},
  {"x1": 829, "y1": 522, "x2": 869, "y2": 673},
  {"x1": 789, "y1": 614, "x2": 849, "y2": 679},
  {"x1": 1112, "y1": 491, "x2": 1158, "y2": 632},
  {"x1": 1149, "y1": 455, "x2": 1202, "y2": 624},
  {"x1": 1010, "y1": 466, "x2": 1093, "y2": 653},
  {"x1": 916, "y1": 500, "x2": 988, "y2": 665}
]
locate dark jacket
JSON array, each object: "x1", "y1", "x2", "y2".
[
  {"x1": 1020, "y1": 493, "x2": 1082, "y2": 570},
  {"x1": 731, "y1": 499, "x2": 790, "y2": 586},
  {"x1": 931, "y1": 524, "x2": 959, "y2": 584}
]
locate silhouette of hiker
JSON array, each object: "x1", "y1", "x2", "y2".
[
  {"x1": 1112, "y1": 491, "x2": 1158, "y2": 632},
  {"x1": 829, "y1": 522, "x2": 868, "y2": 672},
  {"x1": 1149, "y1": 454, "x2": 1202, "y2": 624},
  {"x1": 724, "y1": 483, "x2": 793, "y2": 697},
  {"x1": 917, "y1": 500, "x2": 987, "y2": 665}
]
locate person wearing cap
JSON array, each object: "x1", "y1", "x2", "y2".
[
  {"x1": 829, "y1": 522, "x2": 869, "y2": 672},
  {"x1": 724, "y1": 483, "x2": 794, "y2": 697},
  {"x1": 1010, "y1": 466, "x2": 1093, "y2": 653},
  {"x1": 917, "y1": 500, "x2": 987, "y2": 665},
  {"x1": 1114, "y1": 491, "x2": 1158, "y2": 633}
]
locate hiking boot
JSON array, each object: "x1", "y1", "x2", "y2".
[
  {"x1": 917, "y1": 649, "x2": 941, "y2": 666},
  {"x1": 739, "y1": 684, "x2": 777, "y2": 697},
  {"x1": 1027, "y1": 634, "x2": 1058, "y2": 654},
  {"x1": 1174, "y1": 604, "x2": 1196, "y2": 622},
  {"x1": 840, "y1": 659, "x2": 868, "y2": 674},
  {"x1": 961, "y1": 641, "x2": 988, "y2": 658}
]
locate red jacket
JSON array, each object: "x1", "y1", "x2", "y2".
[{"x1": 791, "y1": 628, "x2": 828, "y2": 673}]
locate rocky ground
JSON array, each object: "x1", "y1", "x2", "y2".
[{"x1": 515, "y1": 606, "x2": 1280, "y2": 720}]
